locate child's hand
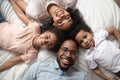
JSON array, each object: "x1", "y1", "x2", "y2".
[{"x1": 107, "y1": 77, "x2": 118, "y2": 80}]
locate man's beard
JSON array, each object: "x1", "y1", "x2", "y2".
[{"x1": 57, "y1": 58, "x2": 73, "y2": 71}]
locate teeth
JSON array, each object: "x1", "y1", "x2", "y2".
[
  {"x1": 56, "y1": 10, "x2": 64, "y2": 16},
  {"x1": 62, "y1": 59, "x2": 70, "y2": 64}
]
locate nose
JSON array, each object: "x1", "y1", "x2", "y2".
[
  {"x1": 65, "y1": 51, "x2": 71, "y2": 57},
  {"x1": 83, "y1": 39, "x2": 88, "y2": 44}
]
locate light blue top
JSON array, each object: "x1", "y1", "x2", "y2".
[{"x1": 22, "y1": 59, "x2": 85, "y2": 80}]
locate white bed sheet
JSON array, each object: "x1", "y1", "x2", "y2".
[{"x1": 0, "y1": 0, "x2": 120, "y2": 80}]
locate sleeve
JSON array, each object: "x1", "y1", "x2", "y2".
[
  {"x1": 94, "y1": 30, "x2": 109, "y2": 39},
  {"x1": 22, "y1": 62, "x2": 39, "y2": 80},
  {"x1": 21, "y1": 49, "x2": 38, "y2": 64},
  {"x1": 28, "y1": 21, "x2": 42, "y2": 35},
  {"x1": 86, "y1": 53, "x2": 98, "y2": 69}
]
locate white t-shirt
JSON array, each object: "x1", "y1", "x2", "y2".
[
  {"x1": 26, "y1": 0, "x2": 77, "y2": 23},
  {"x1": 86, "y1": 30, "x2": 120, "y2": 73}
]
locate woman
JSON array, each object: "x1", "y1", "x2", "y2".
[{"x1": 9, "y1": 0, "x2": 77, "y2": 31}]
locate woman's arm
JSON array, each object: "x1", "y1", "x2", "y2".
[
  {"x1": 0, "y1": 56, "x2": 23, "y2": 72},
  {"x1": 9, "y1": 0, "x2": 30, "y2": 25},
  {"x1": 92, "y1": 67, "x2": 117, "y2": 80}
]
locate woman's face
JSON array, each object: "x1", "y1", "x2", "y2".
[
  {"x1": 53, "y1": 8, "x2": 73, "y2": 31},
  {"x1": 75, "y1": 30, "x2": 94, "y2": 49},
  {"x1": 37, "y1": 31, "x2": 57, "y2": 49}
]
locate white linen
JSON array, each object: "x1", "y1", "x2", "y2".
[{"x1": 0, "y1": 0, "x2": 120, "y2": 80}]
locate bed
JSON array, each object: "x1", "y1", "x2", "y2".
[{"x1": 0, "y1": 0, "x2": 120, "y2": 80}]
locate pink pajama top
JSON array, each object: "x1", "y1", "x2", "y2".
[{"x1": 0, "y1": 22, "x2": 40, "y2": 64}]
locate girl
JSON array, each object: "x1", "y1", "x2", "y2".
[
  {"x1": 9, "y1": 0, "x2": 77, "y2": 31},
  {"x1": 0, "y1": 5, "x2": 65, "y2": 72},
  {"x1": 70, "y1": 21, "x2": 120, "y2": 80}
]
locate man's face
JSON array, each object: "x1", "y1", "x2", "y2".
[{"x1": 57, "y1": 39, "x2": 77, "y2": 71}]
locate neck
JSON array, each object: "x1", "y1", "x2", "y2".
[
  {"x1": 47, "y1": 4, "x2": 60, "y2": 17},
  {"x1": 32, "y1": 35, "x2": 40, "y2": 50}
]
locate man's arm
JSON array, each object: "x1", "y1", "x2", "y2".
[
  {"x1": 0, "y1": 56, "x2": 23, "y2": 72},
  {"x1": 92, "y1": 67, "x2": 117, "y2": 80},
  {"x1": 9, "y1": 0, "x2": 30, "y2": 25}
]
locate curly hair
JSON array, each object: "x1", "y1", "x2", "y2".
[
  {"x1": 45, "y1": 28, "x2": 66, "y2": 52},
  {"x1": 41, "y1": 7, "x2": 83, "y2": 32},
  {"x1": 70, "y1": 20, "x2": 92, "y2": 39}
]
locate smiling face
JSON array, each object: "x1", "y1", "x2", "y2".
[
  {"x1": 75, "y1": 30, "x2": 94, "y2": 49},
  {"x1": 37, "y1": 31, "x2": 57, "y2": 49},
  {"x1": 57, "y1": 39, "x2": 77, "y2": 71},
  {"x1": 53, "y1": 8, "x2": 73, "y2": 31}
]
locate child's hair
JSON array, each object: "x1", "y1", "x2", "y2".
[
  {"x1": 44, "y1": 27, "x2": 66, "y2": 52},
  {"x1": 71, "y1": 21, "x2": 92, "y2": 38}
]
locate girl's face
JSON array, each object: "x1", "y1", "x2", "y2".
[
  {"x1": 37, "y1": 31, "x2": 57, "y2": 49},
  {"x1": 75, "y1": 30, "x2": 94, "y2": 49},
  {"x1": 53, "y1": 8, "x2": 73, "y2": 31}
]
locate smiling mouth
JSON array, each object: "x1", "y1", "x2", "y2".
[
  {"x1": 87, "y1": 40, "x2": 94, "y2": 48},
  {"x1": 55, "y1": 9, "x2": 64, "y2": 17},
  {"x1": 62, "y1": 58, "x2": 70, "y2": 65}
]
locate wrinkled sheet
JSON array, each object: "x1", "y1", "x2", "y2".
[{"x1": 0, "y1": 0, "x2": 120, "y2": 80}]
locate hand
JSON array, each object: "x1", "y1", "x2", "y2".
[{"x1": 106, "y1": 77, "x2": 118, "y2": 80}]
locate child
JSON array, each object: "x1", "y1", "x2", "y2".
[
  {"x1": 70, "y1": 21, "x2": 120, "y2": 80},
  {"x1": 0, "y1": 6, "x2": 65, "y2": 72},
  {"x1": 9, "y1": 0, "x2": 77, "y2": 31}
]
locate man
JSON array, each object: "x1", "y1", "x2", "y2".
[{"x1": 22, "y1": 39, "x2": 85, "y2": 80}]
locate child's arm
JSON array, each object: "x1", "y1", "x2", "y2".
[
  {"x1": 92, "y1": 67, "x2": 117, "y2": 80},
  {"x1": 0, "y1": 56, "x2": 23, "y2": 72},
  {"x1": 9, "y1": 0, "x2": 30, "y2": 25},
  {"x1": 106, "y1": 27, "x2": 120, "y2": 48},
  {"x1": 106, "y1": 27, "x2": 120, "y2": 41}
]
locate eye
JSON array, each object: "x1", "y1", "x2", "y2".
[
  {"x1": 62, "y1": 47, "x2": 69, "y2": 52},
  {"x1": 58, "y1": 20, "x2": 62, "y2": 24},
  {"x1": 65, "y1": 15, "x2": 70, "y2": 19},
  {"x1": 83, "y1": 35, "x2": 87, "y2": 39},
  {"x1": 71, "y1": 50, "x2": 77, "y2": 55},
  {"x1": 47, "y1": 43, "x2": 52, "y2": 48}
]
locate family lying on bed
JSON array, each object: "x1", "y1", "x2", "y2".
[{"x1": 0, "y1": 0, "x2": 120, "y2": 80}]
